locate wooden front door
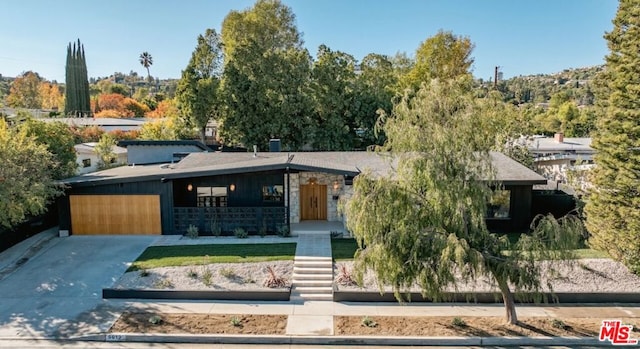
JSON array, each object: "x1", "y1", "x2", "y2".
[{"x1": 300, "y1": 184, "x2": 327, "y2": 220}]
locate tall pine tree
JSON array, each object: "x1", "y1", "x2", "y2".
[
  {"x1": 64, "y1": 39, "x2": 91, "y2": 117},
  {"x1": 585, "y1": 0, "x2": 640, "y2": 274}
]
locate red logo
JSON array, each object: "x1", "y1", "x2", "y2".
[{"x1": 599, "y1": 320, "x2": 638, "y2": 345}]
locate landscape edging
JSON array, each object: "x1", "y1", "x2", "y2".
[
  {"x1": 102, "y1": 288, "x2": 290, "y2": 301},
  {"x1": 75, "y1": 333, "x2": 604, "y2": 347},
  {"x1": 332, "y1": 291, "x2": 640, "y2": 303}
]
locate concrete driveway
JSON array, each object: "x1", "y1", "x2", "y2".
[{"x1": 0, "y1": 233, "x2": 156, "y2": 339}]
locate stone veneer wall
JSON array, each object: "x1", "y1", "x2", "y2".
[{"x1": 285, "y1": 172, "x2": 347, "y2": 223}]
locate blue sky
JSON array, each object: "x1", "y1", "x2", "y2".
[{"x1": 0, "y1": 0, "x2": 618, "y2": 82}]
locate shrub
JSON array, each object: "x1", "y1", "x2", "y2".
[
  {"x1": 361, "y1": 316, "x2": 377, "y2": 328},
  {"x1": 234, "y1": 228, "x2": 248, "y2": 239},
  {"x1": 219, "y1": 267, "x2": 236, "y2": 279},
  {"x1": 186, "y1": 224, "x2": 199, "y2": 239},
  {"x1": 139, "y1": 269, "x2": 150, "y2": 277},
  {"x1": 230, "y1": 316, "x2": 242, "y2": 327},
  {"x1": 262, "y1": 266, "x2": 287, "y2": 288},
  {"x1": 336, "y1": 264, "x2": 356, "y2": 286},
  {"x1": 277, "y1": 225, "x2": 290, "y2": 237},
  {"x1": 154, "y1": 278, "x2": 173, "y2": 289},
  {"x1": 210, "y1": 217, "x2": 222, "y2": 236},
  {"x1": 148, "y1": 315, "x2": 163, "y2": 325},
  {"x1": 187, "y1": 268, "x2": 198, "y2": 279},
  {"x1": 551, "y1": 318, "x2": 568, "y2": 330},
  {"x1": 452, "y1": 317, "x2": 467, "y2": 327},
  {"x1": 202, "y1": 267, "x2": 213, "y2": 286}
]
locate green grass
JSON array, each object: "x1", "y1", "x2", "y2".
[
  {"x1": 567, "y1": 248, "x2": 610, "y2": 259},
  {"x1": 128, "y1": 243, "x2": 296, "y2": 271},
  {"x1": 332, "y1": 238, "x2": 359, "y2": 261}
]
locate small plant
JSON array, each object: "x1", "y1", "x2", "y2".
[
  {"x1": 186, "y1": 268, "x2": 198, "y2": 279},
  {"x1": 202, "y1": 268, "x2": 213, "y2": 286},
  {"x1": 263, "y1": 266, "x2": 287, "y2": 288},
  {"x1": 139, "y1": 269, "x2": 150, "y2": 277},
  {"x1": 210, "y1": 216, "x2": 222, "y2": 236},
  {"x1": 451, "y1": 317, "x2": 467, "y2": 327},
  {"x1": 148, "y1": 315, "x2": 163, "y2": 325},
  {"x1": 551, "y1": 318, "x2": 568, "y2": 330},
  {"x1": 230, "y1": 316, "x2": 242, "y2": 327},
  {"x1": 219, "y1": 267, "x2": 236, "y2": 279},
  {"x1": 277, "y1": 225, "x2": 290, "y2": 237},
  {"x1": 186, "y1": 224, "x2": 199, "y2": 239},
  {"x1": 154, "y1": 278, "x2": 173, "y2": 289},
  {"x1": 234, "y1": 227, "x2": 248, "y2": 239},
  {"x1": 336, "y1": 264, "x2": 356, "y2": 286},
  {"x1": 361, "y1": 316, "x2": 377, "y2": 328}
]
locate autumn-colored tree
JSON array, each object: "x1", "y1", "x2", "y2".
[
  {"x1": 70, "y1": 125, "x2": 104, "y2": 143},
  {"x1": 123, "y1": 97, "x2": 150, "y2": 117},
  {"x1": 6, "y1": 71, "x2": 42, "y2": 108},
  {"x1": 97, "y1": 93, "x2": 126, "y2": 111},
  {"x1": 108, "y1": 129, "x2": 140, "y2": 141},
  {"x1": 39, "y1": 82, "x2": 64, "y2": 110},
  {"x1": 145, "y1": 99, "x2": 179, "y2": 119}
]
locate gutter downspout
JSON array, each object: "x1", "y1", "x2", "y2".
[{"x1": 286, "y1": 166, "x2": 291, "y2": 230}]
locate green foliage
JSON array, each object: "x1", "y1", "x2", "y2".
[
  {"x1": 202, "y1": 267, "x2": 213, "y2": 286},
  {"x1": 19, "y1": 118, "x2": 78, "y2": 179},
  {"x1": 219, "y1": 267, "x2": 236, "y2": 279},
  {"x1": 139, "y1": 51, "x2": 153, "y2": 87},
  {"x1": 361, "y1": 316, "x2": 377, "y2": 328},
  {"x1": 186, "y1": 224, "x2": 199, "y2": 239},
  {"x1": 210, "y1": 215, "x2": 222, "y2": 236},
  {"x1": 234, "y1": 227, "x2": 248, "y2": 239},
  {"x1": 551, "y1": 318, "x2": 568, "y2": 330},
  {"x1": 0, "y1": 120, "x2": 62, "y2": 229},
  {"x1": 346, "y1": 78, "x2": 584, "y2": 324},
  {"x1": 128, "y1": 243, "x2": 296, "y2": 270},
  {"x1": 399, "y1": 30, "x2": 474, "y2": 91},
  {"x1": 64, "y1": 39, "x2": 91, "y2": 117},
  {"x1": 221, "y1": 0, "x2": 313, "y2": 150},
  {"x1": 148, "y1": 315, "x2": 163, "y2": 325},
  {"x1": 451, "y1": 317, "x2": 467, "y2": 327},
  {"x1": 585, "y1": 0, "x2": 640, "y2": 274},
  {"x1": 230, "y1": 316, "x2": 242, "y2": 327},
  {"x1": 176, "y1": 29, "x2": 223, "y2": 143},
  {"x1": 95, "y1": 133, "x2": 117, "y2": 169},
  {"x1": 276, "y1": 224, "x2": 290, "y2": 237}
]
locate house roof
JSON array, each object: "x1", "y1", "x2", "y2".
[
  {"x1": 117, "y1": 140, "x2": 211, "y2": 150},
  {"x1": 74, "y1": 143, "x2": 127, "y2": 155},
  {"x1": 529, "y1": 137, "x2": 593, "y2": 153},
  {"x1": 62, "y1": 151, "x2": 546, "y2": 187},
  {"x1": 41, "y1": 117, "x2": 149, "y2": 127}
]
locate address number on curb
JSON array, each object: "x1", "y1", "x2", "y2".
[{"x1": 106, "y1": 334, "x2": 126, "y2": 342}]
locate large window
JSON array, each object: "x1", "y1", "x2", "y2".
[
  {"x1": 487, "y1": 190, "x2": 511, "y2": 218},
  {"x1": 262, "y1": 185, "x2": 283, "y2": 202},
  {"x1": 197, "y1": 186, "x2": 227, "y2": 207}
]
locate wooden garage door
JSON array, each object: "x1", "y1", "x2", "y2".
[{"x1": 70, "y1": 195, "x2": 161, "y2": 235}]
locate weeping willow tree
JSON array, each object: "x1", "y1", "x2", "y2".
[{"x1": 346, "y1": 77, "x2": 584, "y2": 324}]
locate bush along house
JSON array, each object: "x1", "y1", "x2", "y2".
[{"x1": 56, "y1": 140, "x2": 546, "y2": 236}]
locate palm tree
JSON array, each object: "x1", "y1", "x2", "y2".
[{"x1": 139, "y1": 52, "x2": 153, "y2": 88}]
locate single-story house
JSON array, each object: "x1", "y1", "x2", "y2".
[
  {"x1": 57, "y1": 145, "x2": 546, "y2": 236},
  {"x1": 117, "y1": 140, "x2": 211, "y2": 165},
  {"x1": 74, "y1": 143, "x2": 128, "y2": 174},
  {"x1": 529, "y1": 133, "x2": 594, "y2": 185},
  {"x1": 41, "y1": 117, "x2": 149, "y2": 132}
]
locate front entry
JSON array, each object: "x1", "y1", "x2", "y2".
[{"x1": 300, "y1": 184, "x2": 327, "y2": 220}]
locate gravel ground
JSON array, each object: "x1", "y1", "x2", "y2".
[
  {"x1": 113, "y1": 260, "x2": 293, "y2": 291},
  {"x1": 112, "y1": 258, "x2": 640, "y2": 293},
  {"x1": 334, "y1": 258, "x2": 640, "y2": 293}
]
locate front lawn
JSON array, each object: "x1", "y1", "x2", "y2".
[
  {"x1": 332, "y1": 238, "x2": 359, "y2": 261},
  {"x1": 128, "y1": 243, "x2": 297, "y2": 271}
]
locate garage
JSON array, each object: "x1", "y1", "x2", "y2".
[{"x1": 70, "y1": 195, "x2": 162, "y2": 235}]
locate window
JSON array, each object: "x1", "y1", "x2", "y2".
[
  {"x1": 262, "y1": 185, "x2": 283, "y2": 202},
  {"x1": 197, "y1": 186, "x2": 227, "y2": 207},
  {"x1": 487, "y1": 190, "x2": 511, "y2": 218},
  {"x1": 82, "y1": 158, "x2": 91, "y2": 168}
]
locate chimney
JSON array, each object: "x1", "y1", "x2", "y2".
[
  {"x1": 269, "y1": 139, "x2": 281, "y2": 152},
  {"x1": 554, "y1": 132, "x2": 564, "y2": 143}
]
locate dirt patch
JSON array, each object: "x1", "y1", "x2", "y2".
[
  {"x1": 335, "y1": 316, "x2": 640, "y2": 337},
  {"x1": 110, "y1": 313, "x2": 287, "y2": 335}
]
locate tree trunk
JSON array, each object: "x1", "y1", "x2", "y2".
[
  {"x1": 200, "y1": 126, "x2": 206, "y2": 145},
  {"x1": 496, "y1": 277, "x2": 518, "y2": 325}
]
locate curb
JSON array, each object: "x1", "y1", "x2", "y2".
[{"x1": 74, "y1": 333, "x2": 605, "y2": 347}]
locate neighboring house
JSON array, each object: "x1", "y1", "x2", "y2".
[
  {"x1": 57, "y1": 143, "x2": 546, "y2": 236},
  {"x1": 528, "y1": 133, "x2": 595, "y2": 186},
  {"x1": 117, "y1": 140, "x2": 211, "y2": 165},
  {"x1": 74, "y1": 143, "x2": 127, "y2": 174},
  {"x1": 40, "y1": 117, "x2": 149, "y2": 132}
]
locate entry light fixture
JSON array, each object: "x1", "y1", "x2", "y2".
[
  {"x1": 230, "y1": 183, "x2": 236, "y2": 192},
  {"x1": 187, "y1": 183, "x2": 193, "y2": 192},
  {"x1": 332, "y1": 180, "x2": 341, "y2": 200}
]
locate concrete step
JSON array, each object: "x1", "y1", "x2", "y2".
[
  {"x1": 294, "y1": 260, "x2": 333, "y2": 268},
  {"x1": 294, "y1": 256, "x2": 332, "y2": 261},
  {"x1": 292, "y1": 272, "x2": 333, "y2": 280},
  {"x1": 291, "y1": 286, "x2": 333, "y2": 295},
  {"x1": 291, "y1": 279, "x2": 333, "y2": 287},
  {"x1": 293, "y1": 266, "x2": 333, "y2": 275},
  {"x1": 290, "y1": 293, "x2": 333, "y2": 302}
]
